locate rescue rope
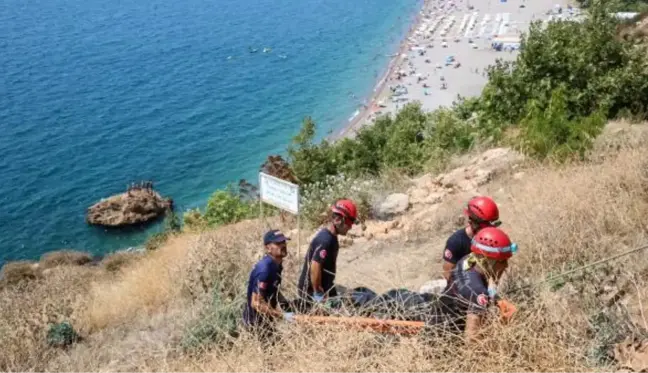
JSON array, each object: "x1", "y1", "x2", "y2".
[{"x1": 509, "y1": 243, "x2": 648, "y2": 294}]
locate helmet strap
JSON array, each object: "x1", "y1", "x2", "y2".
[
  {"x1": 331, "y1": 213, "x2": 345, "y2": 234},
  {"x1": 468, "y1": 220, "x2": 479, "y2": 234}
]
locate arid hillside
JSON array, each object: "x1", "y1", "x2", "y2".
[{"x1": 2, "y1": 121, "x2": 648, "y2": 372}]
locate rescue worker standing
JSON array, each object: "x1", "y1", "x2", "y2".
[
  {"x1": 442, "y1": 196, "x2": 501, "y2": 281},
  {"x1": 297, "y1": 199, "x2": 358, "y2": 309},
  {"x1": 243, "y1": 229, "x2": 294, "y2": 338},
  {"x1": 443, "y1": 226, "x2": 517, "y2": 343}
]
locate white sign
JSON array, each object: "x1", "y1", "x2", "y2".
[{"x1": 259, "y1": 172, "x2": 300, "y2": 214}]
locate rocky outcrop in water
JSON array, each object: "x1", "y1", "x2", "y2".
[{"x1": 86, "y1": 181, "x2": 173, "y2": 227}]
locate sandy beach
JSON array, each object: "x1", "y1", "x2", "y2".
[{"x1": 334, "y1": 0, "x2": 576, "y2": 140}]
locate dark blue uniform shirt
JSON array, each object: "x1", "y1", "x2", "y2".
[
  {"x1": 443, "y1": 228, "x2": 472, "y2": 264},
  {"x1": 298, "y1": 228, "x2": 339, "y2": 298},
  {"x1": 243, "y1": 255, "x2": 283, "y2": 326},
  {"x1": 443, "y1": 255, "x2": 494, "y2": 315}
]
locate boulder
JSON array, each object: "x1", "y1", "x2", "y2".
[
  {"x1": 436, "y1": 148, "x2": 524, "y2": 192},
  {"x1": 347, "y1": 223, "x2": 366, "y2": 238},
  {"x1": 86, "y1": 188, "x2": 172, "y2": 227},
  {"x1": 423, "y1": 191, "x2": 445, "y2": 205},
  {"x1": 410, "y1": 173, "x2": 435, "y2": 189},
  {"x1": 376, "y1": 193, "x2": 410, "y2": 218},
  {"x1": 409, "y1": 187, "x2": 429, "y2": 204},
  {"x1": 364, "y1": 220, "x2": 401, "y2": 239},
  {"x1": 615, "y1": 337, "x2": 648, "y2": 372},
  {"x1": 339, "y1": 236, "x2": 354, "y2": 247}
]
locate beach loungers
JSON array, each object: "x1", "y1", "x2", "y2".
[
  {"x1": 458, "y1": 14, "x2": 469, "y2": 35},
  {"x1": 479, "y1": 14, "x2": 491, "y2": 38},
  {"x1": 464, "y1": 12, "x2": 479, "y2": 38},
  {"x1": 498, "y1": 13, "x2": 510, "y2": 36}
]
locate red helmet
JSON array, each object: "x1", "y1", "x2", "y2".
[
  {"x1": 465, "y1": 196, "x2": 500, "y2": 225},
  {"x1": 331, "y1": 199, "x2": 358, "y2": 224},
  {"x1": 471, "y1": 227, "x2": 516, "y2": 260}
]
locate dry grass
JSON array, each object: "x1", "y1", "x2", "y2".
[
  {"x1": 0, "y1": 265, "x2": 100, "y2": 371},
  {"x1": 2, "y1": 123, "x2": 648, "y2": 372},
  {"x1": 79, "y1": 234, "x2": 197, "y2": 332},
  {"x1": 0, "y1": 260, "x2": 41, "y2": 287},
  {"x1": 39, "y1": 250, "x2": 93, "y2": 269},
  {"x1": 100, "y1": 250, "x2": 142, "y2": 272}
]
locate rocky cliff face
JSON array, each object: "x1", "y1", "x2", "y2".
[{"x1": 86, "y1": 188, "x2": 172, "y2": 227}]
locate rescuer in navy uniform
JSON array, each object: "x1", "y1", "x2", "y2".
[
  {"x1": 243, "y1": 229, "x2": 294, "y2": 339},
  {"x1": 297, "y1": 199, "x2": 358, "y2": 310},
  {"x1": 442, "y1": 196, "x2": 502, "y2": 281}
]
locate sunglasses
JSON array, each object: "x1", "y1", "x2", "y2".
[
  {"x1": 334, "y1": 212, "x2": 357, "y2": 226},
  {"x1": 469, "y1": 214, "x2": 501, "y2": 227}
]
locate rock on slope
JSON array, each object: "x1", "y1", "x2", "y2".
[
  {"x1": 86, "y1": 188, "x2": 173, "y2": 227},
  {"x1": 302, "y1": 148, "x2": 525, "y2": 254}
]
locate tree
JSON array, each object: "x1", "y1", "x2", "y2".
[
  {"x1": 287, "y1": 117, "x2": 337, "y2": 185},
  {"x1": 203, "y1": 186, "x2": 258, "y2": 226},
  {"x1": 481, "y1": 3, "x2": 648, "y2": 125},
  {"x1": 517, "y1": 87, "x2": 605, "y2": 161}
]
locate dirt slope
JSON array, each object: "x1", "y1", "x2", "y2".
[{"x1": 2, "y1": 121, "x2": 648, "y2": 372}]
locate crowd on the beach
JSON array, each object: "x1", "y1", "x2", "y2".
[
  {"x1": 337, "y1": 0, "x2": 575, "y2": 139},
  {"x1": 387, "y1": 0, "x2": 488, "y2": 104}
]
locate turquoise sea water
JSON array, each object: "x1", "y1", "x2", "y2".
[{"x1": 0, "y1": 0, "x2": 422, "y2": 265}]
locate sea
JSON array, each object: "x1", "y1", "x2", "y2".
[{"x1": 0, "y1": 0, "x2": 423, "y2": 265}]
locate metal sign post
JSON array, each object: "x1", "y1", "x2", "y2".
[
  {"x1": 259, "y1": 172, "x2": 301, "y2": 257},
  {"x1": 258, "y1": 173, "x2": 266, "y2": 230}
]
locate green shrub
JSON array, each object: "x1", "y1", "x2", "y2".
[
  {"x1": 46, "y1": 322, "x2": 79, "y2": 348},
  {"x1": 183, "y1": 208, "x2": 209, "y2": 231},
  {"x1": 300, "y1": 174, "x2": 374, "y2": 227},
  {"x1": 181, "y1": 285, "x2": 243, "y2": 352},
  {"x1": 287, "y1": 102, "x2": 475, "y2": 186},
  {"x1": 371, "y1": 103, "x2": 430, "y2": 175},
  {"x1": 183, "y1": 185, "x2": 261, "y2": 231},
  {"x1": 516, "y1": 87, "x2": 606, "y2": 161},
  {"x1": 164, "y1": 209, "x2": 181, "y2": 232},
  {"x1": 145, "y1": 231, "x2": 171, "y2": 251},
  {"x1": 425, "y1": 107, "x2": 476, "y2": 152},
  {"x1": 203, "y1": 186, "x2": 259, "y2": 226},
  {"x1": 576, "y1": 0, "x2": 648, "y2": 12},
  {"x1": 287, "y1": 117, "x2": 338, "y2": 185},
  {"x1": 481, "y1": 3, "x2": 648, "y2": 126}
]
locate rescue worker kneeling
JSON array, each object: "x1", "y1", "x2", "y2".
[
  {"x1": 242, "y1": 230, "x2": 295, "y2": 341},
  {"x1": 443, "y1": 226, "x2": 518, "y2": 343}
]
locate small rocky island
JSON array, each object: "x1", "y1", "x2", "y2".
[{"x1": 86, "y1": 181, "x2": 173, "y2": 227}]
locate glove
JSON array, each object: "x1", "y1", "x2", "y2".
[
  {"x1": 282, "y1": 312, "x2": 295, "y2": 323},
  {"x1": 313, "y1": 292, "x2": 325, "y2": 303},
  {"x1": 497, "y1": 299, "x2": 517, "y2": 322}
]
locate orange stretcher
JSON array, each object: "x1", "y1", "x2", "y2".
[
  {"x1": 292, "y1": 300, "x2": 517, "y2": 335},
  {"x1": 293, "y1": 315, "x2": 426, "y2": 335}
]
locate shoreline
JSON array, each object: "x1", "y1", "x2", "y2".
[
  {"x1": 331, "y1": 0, "x2": 431, "y2": 141},
  {"x1": 332, "y1": 0, "x2": 569, "y2": 141}
]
